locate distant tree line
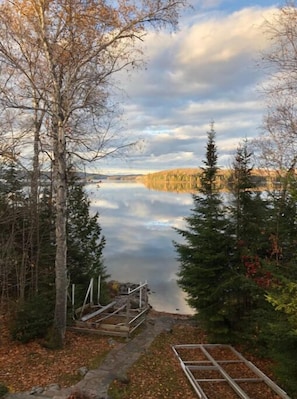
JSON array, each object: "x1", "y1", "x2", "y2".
[{"x1": 141, "y1": 168, "x2": 280, "y2": 193}]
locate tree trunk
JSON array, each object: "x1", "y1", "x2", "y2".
[
  {"x1": 53, "y1": 121, "x2": 67, "y2": 347},
  {"x1": 30, "y1": 116, "x2": 40, "y2": 294}
]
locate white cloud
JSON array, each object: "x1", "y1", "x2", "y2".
[
  {"x1": 95, "y1": 4, "x2": 278, "y2": 174},
  {"x1": 90, "y1": 198, "x2": 119, "y2": 209}
]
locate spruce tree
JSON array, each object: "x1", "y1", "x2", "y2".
[
  {"x1": 260, "y1": 173, "x2": 297, "y2": 394},
  {"x1": 67, "y1": 173, "x2": 107, "y2": 304},
  {"x1": 174, "y1": 124, "x2": 233, "y2": 340},
  {"x1": 227, "y1": 140, "x2": 271, "y2": 340},
  {"x1": 229, "y1": 140, "x2": 268, "y2": 250}
]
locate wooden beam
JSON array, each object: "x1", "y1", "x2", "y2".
[{"x1": 81, "y1": 301, "x2": 117, "y2": 321}]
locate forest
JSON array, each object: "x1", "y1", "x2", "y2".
[
  {"x1": 0, "y1": 0, "x2": 187, "y2": 348},
  {"x1": 0, "y1": 165, "x2": 107, "y2": 341},
  {"x1": 1, "y1": 0, "x2": 297, "y2": 397},
  {"x1": 173, "y1": 128, "x2": 297, "y2": 397}
]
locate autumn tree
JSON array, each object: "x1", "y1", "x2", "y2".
[
  {"x1": 256, "y1": 2, "x2": 297, "y2": 182},
  {"x1": 0, "y1": 0, "x2": 187, "y2": 346},
  {"x1": 256, "y1": 0, "x2": 297, "y2": 287}
]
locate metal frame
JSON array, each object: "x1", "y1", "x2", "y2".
[
  {"x1": 72, "y1": 281, "x2": 150, "y2": 337},
  {"x1": 172, "y1": 344, "x2": 291, "y2": 399}
]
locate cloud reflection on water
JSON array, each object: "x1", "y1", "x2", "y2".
[{"x1": 87, "y1": 180, "x2": 194, "y2": 314}]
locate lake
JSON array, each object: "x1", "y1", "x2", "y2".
[{"x1": 87, "y1": 180, "x2": 194, "y2": 315}]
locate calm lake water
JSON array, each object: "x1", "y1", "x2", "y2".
[{"x1": 87, "y1": 180, "x2": 194, "y2": 314}]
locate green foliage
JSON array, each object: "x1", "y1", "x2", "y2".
[
  {"x1": 0, "y1": 163, "x2": 55, "y2": 301},
  {"x1": 261, "y1": 281, "x2": 297, "y2": 395},
  {"x1": 200, "y1": 122, "x2": 218, "y2": 194},
  {"x1": 226, "y1": 140, "x2": 272, "y2": 340},
  {"x1": 0, "y1": 161, "x2": 31, "y2": 300},
  {"x1": 1, "y1": 164, "x2": 108, "y2": 340},
  {"x1": 266, "y1": 282, "x2": 297, "y2": 332},
  {"x1": 38, "y1": 188, "x2": 56, "y2": 275},
  {"x1": 174, "y1": 125, "x2": 236, "y2": 341},
  {"x1": 175, "y1": 133, "x2": 297, "y2": 392},
  {"x1": 11, "y1": 292, "x2": 55, "y2": 343},
  {"x1": 0, "y1": 161, "x2": 24, "y2": 197},
  {"x1": 0, "y1": 383, "x2": 8, "y2": 398},
  {"x1": 261, "y1": 310, "x2": 297, "y2": 397},
  {"x1": 174, "y1": 133, "x2": 272, "y2": 343},
  {"x1": 67, "y1": 174, "x2": 107, "y2": 284},
  {"x1": 66, "y1": 174, "x2": 107, "y2": 308}
]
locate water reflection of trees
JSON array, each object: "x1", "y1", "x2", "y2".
[{"x1": 140, "y1": 168, "x2": 277, "y2": 193}]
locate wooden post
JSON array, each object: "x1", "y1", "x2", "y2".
[
  {"x1": 90, "y1": 277, "x2": 94, "y2": 306},
  {"x1": 97, "y1": 275, "x2": 101, "y2": 305},
  {"x1": 139, "y1": 281, "x2": 142, "y2": 309},
  {"x1": 126, "y1": 292, "x2": 131, "y2": 328},
  {"x1": 80, "y1": 278, "x2": 93, "y2": 318},
  {"x1": 144, "y1": 282, "x2": 148, "y2": 309}
]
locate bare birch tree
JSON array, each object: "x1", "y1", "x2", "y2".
[
  {"x1": 0, "y1": 0, "x2": 187, "y2": 346},
  {"x1": 257, "y1": 2, "x2": 297, "y2": 175}
]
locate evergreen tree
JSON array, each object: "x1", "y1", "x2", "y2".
[
  {"x1": 10, "y1": 172, "x2": 108, "y2": 341},
  {"x1": 200, "y1": 123, "x2": 218, "y2": 195},
  {"x1": 67, "y1": 173, "x2": 107, "y2": 304},
  {"x1": 227, "y1": 141, "x2": 272, "y2": 340},
  {"x1": 229, "y1": 140, "x2": 270, "y2": 268},
  {"x1": 37, "y1": 187, "x2": 56, "y2": 290},
  {"x1": 174, "y1": 124, "x2": 233, "y2": 340},
  {"x1": 260, "y1": 173, "x2": 297, "y2": 395},
  {"x1": 0, "y1": 162, "x2": 31, "y2": 302}
]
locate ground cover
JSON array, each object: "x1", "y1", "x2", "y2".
[
  {"x1": 0, "y1": 313, "x2": 112, "y2": 391},
  {"x1": 0, "y1": 311, "x2": 282, "y2": 398},
  {"x1": 108, "y1": 320, "x2": 281, "y2": 399}
]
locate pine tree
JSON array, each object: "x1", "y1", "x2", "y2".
[{"x1": 174, "y1": 124, "x2": 233, "y2": 340}]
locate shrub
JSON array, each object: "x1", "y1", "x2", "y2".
[
  {"x1": 10, "y1": 292, "x2": 54, "y2": 343},
  {"x1": 0, "y1": 383, "x2": 8, "y2": 398}
]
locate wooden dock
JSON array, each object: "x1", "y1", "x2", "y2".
[{"x1": 70, "y1": 282, "x2": 150, "y2": 338}]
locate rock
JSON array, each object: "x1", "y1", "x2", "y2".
[
  {"x1": 29, "y1": 387, "x2": 44, "y2": 395},
  {"x1": 78, "y1": 367, "x2": 88, "y2": 377},
  {"x1": 130, "y1": 299, "x2": 139, "y2": 309},
  {"x1": 46, "y1": 384, "x2": 60, "y2": 391}
]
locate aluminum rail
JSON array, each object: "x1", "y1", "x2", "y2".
[
  {"x1": 172, "y1": 344, "x2": 292, "y2": 399},
  {"x1": 199, "y1": 345, "x2": 251, "y2": 399},
  {"x1": 229, "y1": 345, "x2": 291, "y2": 399},
  {"x1": 172, "y1": 345, "x2": 208, "y2": 399}
]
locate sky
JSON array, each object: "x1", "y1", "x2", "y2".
[{"x1": 95, "y1": 0, "x2": 281, "y2": 175}]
